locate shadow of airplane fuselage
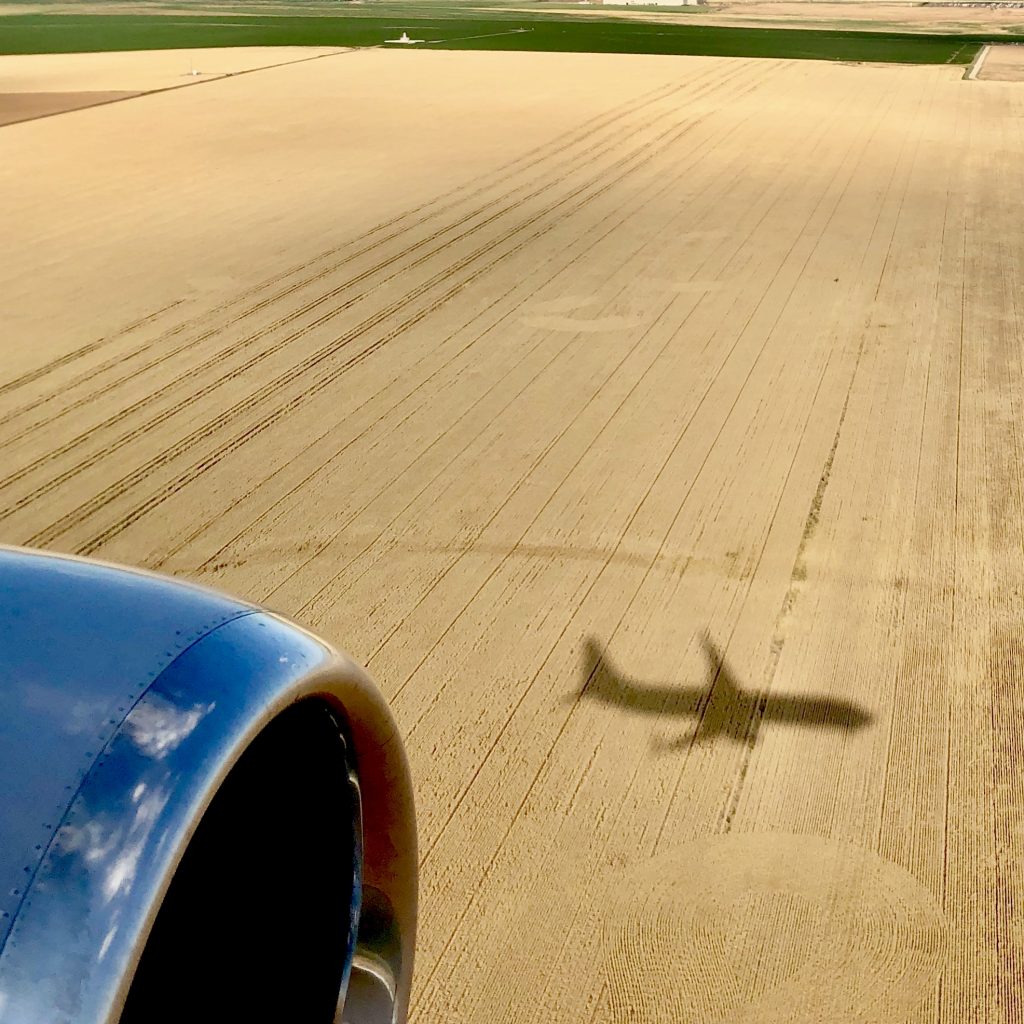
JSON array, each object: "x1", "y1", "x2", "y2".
[{"x1": 577, "y1": 634, "x2": 872, "y2": 748}]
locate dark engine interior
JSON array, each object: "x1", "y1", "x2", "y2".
[{"x1": 120, "y1": 698, "x2": 358, "y2": 1022}]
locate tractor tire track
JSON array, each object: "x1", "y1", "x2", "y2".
[
  {"x1": 164, "y1": 66, "x2": 778, "y2": 582},
  {"x1": 25, "y1": 64, "x2": 770, "y2": 552},
  {"x1": 0, "y1": 77, "x2": 695, "y2": 427},
  {"x1": 1, "y1": 65, "x2": 757, "y2": 521},
  {"x1": 0, "y1": 66, "x2": 742, "y2": 492}
]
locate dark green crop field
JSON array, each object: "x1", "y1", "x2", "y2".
[{"x1": 1, "y1": 10, "x2": 1014, "y2": 65}]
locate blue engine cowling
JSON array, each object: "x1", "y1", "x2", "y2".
[{"x1": 0, "y1": 545, "x2": 416, "y2": 1023}]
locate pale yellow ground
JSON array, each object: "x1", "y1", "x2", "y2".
[
  {"x1": 976, "y1": 43, "x2": 1024, "y2": 80},
  {"x1": 3, "y1": 46, "x2": 1024, "y2": 1023}
]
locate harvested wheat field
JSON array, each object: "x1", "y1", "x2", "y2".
[
  {"x1": 3, "y1": 45, "x2": 1024, "y2": 1022},
  {"x1": 975, "y1": 43, "x2": 1024, "y2": 81}
]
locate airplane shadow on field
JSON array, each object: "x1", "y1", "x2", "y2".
[{"x1": 576, "y1": 633, "x2": 873, "y2": 750}]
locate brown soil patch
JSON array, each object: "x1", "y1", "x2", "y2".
[{"x1": 0, "y1": 90, "x2": 140, "y2": 126}]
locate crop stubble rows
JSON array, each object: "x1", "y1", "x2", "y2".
[{"x1": 3, "y1": 50, "x2": 1024, "y2": 1023}]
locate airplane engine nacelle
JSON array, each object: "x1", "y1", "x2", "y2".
[{"x1": 0, "y1": 546, "x2": 416, "y2": 1023}]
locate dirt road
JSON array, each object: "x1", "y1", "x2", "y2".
[{"x1": 3, "y1": 47, "x2": 1023, "y2": 1022}]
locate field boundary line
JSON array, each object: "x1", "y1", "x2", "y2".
[{"x1": 0, "y1": 45, "x2": 363, "y2": 130}]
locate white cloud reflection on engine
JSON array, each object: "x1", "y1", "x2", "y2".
[
  {"x1": 122, "y1": 696, "x2": 214, "y2": 760},
  {"x1": 57, "y1": 696, "x2": 214, "y2": 917}
]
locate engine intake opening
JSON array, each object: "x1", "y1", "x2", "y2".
[{"x1": 120, "y1": 699, "x2": 358, "y2": 1022}]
